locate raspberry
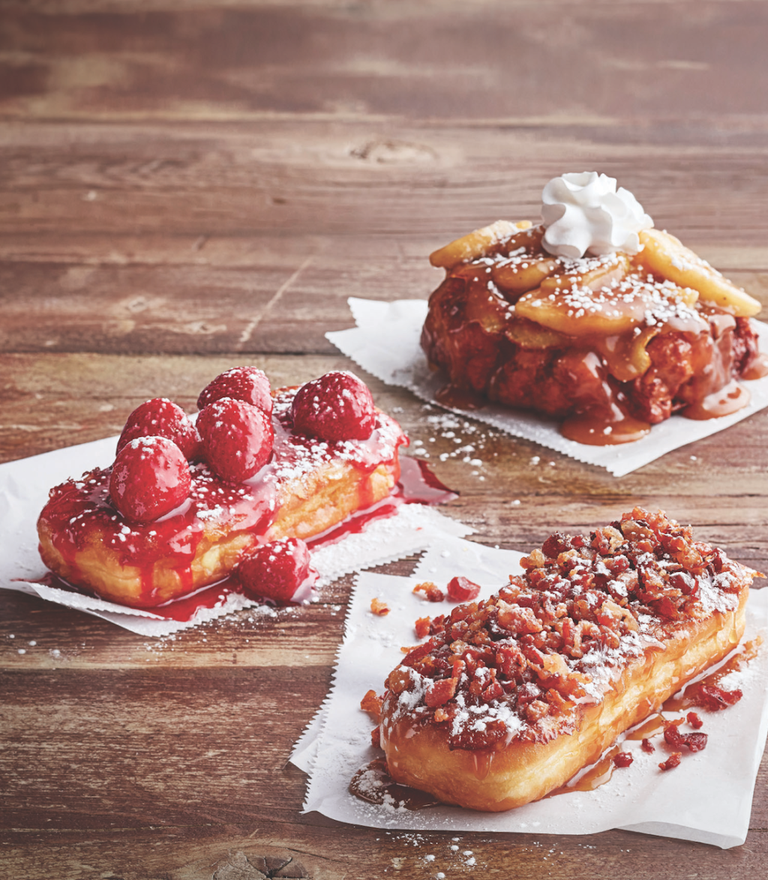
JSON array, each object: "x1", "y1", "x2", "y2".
[
  {"x1": 117, "y1": 398, "x2": 200, "y2": 461},
  {"x1": 291, "y1": 371, "x2": 376, "y2": 443},
  {"x1": 109, "y1": 436, "x2": 192, "y2": 524},
  {"x1": 197, "y1": 397, "x2": 274, "y2": 482},
  {"x1": 198, "y1": 366, "x2": 272, "y2": 415},
  {"x1": 447, "y1": 576, "x2": 481, "y2": 602},
  {"x1": 236, "y1": 537, "x2": 312, "y2": 603}
]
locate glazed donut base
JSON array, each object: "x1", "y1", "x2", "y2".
[
  {"x1": 36, "y1": 389, "x2": 405, "y2": 608},
  {"x1": 380, "y1": 586, "x2": 749, "y2": 812},
  {"x1": 37, "y1": 457, "x2": 399, "y2": 608}
]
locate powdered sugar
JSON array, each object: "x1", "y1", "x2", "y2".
[{"x1": 296, "y1": 537, "x2": 768, "y2": 846}]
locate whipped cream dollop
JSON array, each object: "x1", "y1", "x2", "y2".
[{"x1": 540, "y1": 172, "x2": 654, "y2": 260}]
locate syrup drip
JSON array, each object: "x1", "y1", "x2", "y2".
[
  {"x1": 624, "y1": 713, "x2": 667, "y2": 740},
  {"x1": 398, "y1": 455, "x2": 459, "y2": 504},
  {"x1": 349, "y1": 758, "x2": 442, "y2": 810},
  {"x1": 545, "y1": 746, "x2": 625, "y2": 798},
  {"x1": 742, "y1": 352, "x2": 768, "y2": 381},
  {"x1": 664, "y1": 637, "x2": 761, "y2": 711},
  {"x1": 560, "y1": 405, "x2": 651, "y2": 446},
  {"x1": 307, "y1": 455, "x2": 457, "y2": 548},
  {"x1": 34, "y1": 571, "x2": 242, "y2": 623},
  {"x1": 681, "y1": 379, "x2": 751, "y2": 420},
  {"x1": 435, "y1": 383, "x2": 487, "y2": 411}
]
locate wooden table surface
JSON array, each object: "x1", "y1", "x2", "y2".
[{"x1": 2, "y1": 2, "x2": 768, "y2": 878}]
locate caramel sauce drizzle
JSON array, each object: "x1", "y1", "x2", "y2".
[
  {"x1": 742, "y1": 352, "x2": 768, "y2": 381},
  {"x1": 428, "y1": 233, "x2": 764, "y2": 446},
  {"x1": 545, "y1": 745, "x2": 626, "y2": 798}
]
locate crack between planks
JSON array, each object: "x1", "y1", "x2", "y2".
[{"x1": 236, "y1": 253, "x2": 316, "y2": 350}]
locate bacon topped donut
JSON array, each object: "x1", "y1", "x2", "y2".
[{"x1": 379, "y1": 508, "x2": 759, "y2": 811}]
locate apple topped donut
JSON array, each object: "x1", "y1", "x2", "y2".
[
  {"x1": 37, "y1": 368, "x2": 406, "y2": 608},
  {"x1": 422, "y1": 173, "x2": 766, "y2": 445}
]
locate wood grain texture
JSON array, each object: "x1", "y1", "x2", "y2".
[
  {"x1": 2, "y1": 1, "x2": 768, "y2": 126},
  {"x1": 2, "y1": 1, "x2": 768, "y2": 878}
]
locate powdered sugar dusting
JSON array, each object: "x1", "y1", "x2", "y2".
[{"x1": 384, "y1": 509, "x2": 752, "y2": 748}]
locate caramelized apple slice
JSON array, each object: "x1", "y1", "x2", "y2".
[
  {"x1": 540, "y1": 253, "x2": 632, "y2": 296},
  {"x1": 504, "y1": 317, "x2": 570, "y2": 350},
  {"x1": 515, "y1": 255, "x2": 641, "y2": 337},
  {"x1": 595, "y1": 326, "x2": 658, "y2": 382},
  {"x1": 430, "y1": 220, "x2": 532, "y2": 269},
  {"x1": 638, "y1": 228, "x2": 761, "y2": 317},
  {"x1": 493, "y1": 256, "x2": 561, "y2": 298}
]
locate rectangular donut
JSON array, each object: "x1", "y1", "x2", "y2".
[
  {"x1": 37, "y1": 386, "x2": 406, "y2": 608},
  {"x1": 380, "y1": 508, "x2": 759, "y2": 811}
]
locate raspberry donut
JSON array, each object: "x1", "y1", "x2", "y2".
[{"x1": 37, "y1": 371, "x2": 406, "y2": 608}]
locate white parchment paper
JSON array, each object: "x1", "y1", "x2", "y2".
[
  {"x1": 0, "y1": 439, "x2": 472, "y2": 637},
  {"x1": 296, "y1": 536, "x2": 768, "y2": 848},
  {"x1": 327, "y1": 298, "x2": 768, "y2": 477}
]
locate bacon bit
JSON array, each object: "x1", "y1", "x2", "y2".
[
  {"x1": 370, "y1": 597, "x2": 390, "y2": 616},
  {"x1": 370, "y1": 725, "x2": 381, "y2": 748},
  {"x1": 482, "y1": 680, "x2": 504, "y2": 702},
  {"x1": 695, "y1": 683, "x2": 743, "y2": 711},
  {"x1": 641, "y1": 738, "x2": 655, "y2": 753},
  {"x1": 497, "y1": 600, "x2": 544, "y2": 634},
  {"x1": 496, "y1": 644, "x2": 526, "y2": 677},
  {"x1": 659, "y1": 752, "x2": 682, "y2": 771},
  {"x1": 429, "y1": 614, "x2": 446, "y2": 635},
  {"x1": 414, "y1": 616, "x2": 431, "y2": 638},
  {"x1": 401, "y1": 637, "x2": 439, "y2": 667},
  {"x1": 545, "y1": 687, "x2": 572, "y2": 715},
  {"x1": 613, "y1": 751, "x2": 633, "y2": 768},
  {"x1": 447, "y1": 576, "x2": 481, "y2": 602},
  {"x1": 360, "y1": 689, "x2": 383, "y2": 723},
  {"x1": 524, "y1": 699, "x2": 550, "y2": 723},
  {"x1": 664, "y1": 723, "x2": 708, "y2": 752},
  {"x1": 413, "y1": 581, "x2": 446, "y2": 602},
  {"x1": 686, "y1": 711, "x2": 704, "y2": 730},
  {"x1": 425, "y1": 676, "x2": 458, "y2": 708},
  {"x1": 385, "y1": 667, "x2": 413, "y2": 695}
]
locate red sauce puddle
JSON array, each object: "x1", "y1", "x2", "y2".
[{"x1": 31, "y1": 455, "x2": 457, "y2": 623}]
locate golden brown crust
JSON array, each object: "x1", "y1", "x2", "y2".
[{"x1": 379, "y1": 509, "x2": 758, "y2": 811}]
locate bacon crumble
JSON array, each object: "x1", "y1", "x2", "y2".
[{"x1": 383, "y1": 508, "x2": 754, "y2": 752}]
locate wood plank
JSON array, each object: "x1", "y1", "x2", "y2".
[
  {"x1": 3, "y1": 232, "x2": 768, "y2": 275},
  {"x1": 3, "y1": 1, "x2": 768, "y2": 875},
  {"x1": 0, "y1": 237, "x2": 442, "y2": 356},
  {"x1": 2, "y1": 1, "x2": 768, "y2": 128},
  {"x1": 3, "y1": 121, "x2": 768, "y2": 246},
  {"x1": 3, "y1": 821, "x2": 766, "y2": 880}
]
